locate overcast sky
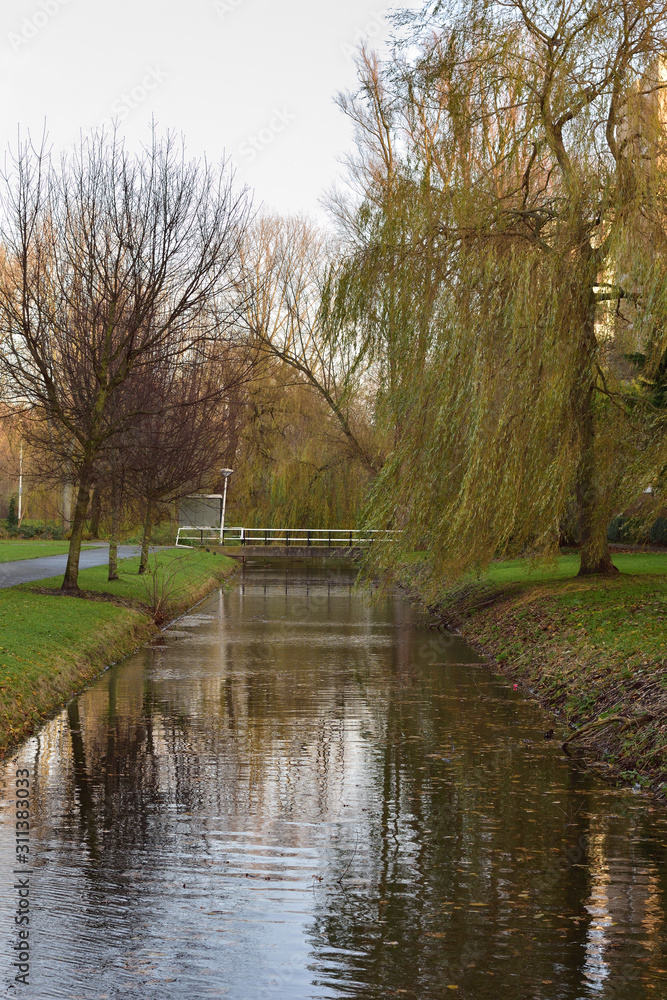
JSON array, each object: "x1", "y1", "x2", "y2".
[{"x1": 0, "y1": 0, "x2": 409, "y2": 224}]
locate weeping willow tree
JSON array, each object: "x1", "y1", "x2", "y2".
[{"x1": 327, "y1": 0, "x2": 667, "y2": 583}]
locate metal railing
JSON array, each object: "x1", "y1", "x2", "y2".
[{"x1": 175, "y1": 526, "x2": 398, "y2": 548}]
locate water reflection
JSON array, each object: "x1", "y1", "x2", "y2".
[{"x1": 1, "y1": 560, "x2": 666, "y2": 998}]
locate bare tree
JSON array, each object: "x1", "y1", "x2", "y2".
[
  {"x1": 0, "y1": 129, "x2": 252, "y2": 591},
  {"x1": 237, "y1": 214, "x2": 380, "y2": 474},
  {"x1": 119, "y1": 344, "x2": 247, "y2": 573}
]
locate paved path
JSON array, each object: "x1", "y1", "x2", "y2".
[{"x1": 0, "y1": 544, "x2": 140, "y2": 589}]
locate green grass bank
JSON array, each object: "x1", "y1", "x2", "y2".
[
  {"x1": 402, "y1": 551, "x2": 667, "y2": 795},
  {"x1": 0, "y1": 548, "x2": 237, "y2": 757}
]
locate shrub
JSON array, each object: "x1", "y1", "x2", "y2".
[
  {"x1": 608, "y1": 515, "x2": 667, "y2": 545},
  {"x1": 6, "y1": 495, "x2": 18, "y2": 531},
  {"x1": 649, "y1": 518, "x2": 667, "y2": 546},
  {"x1": 138, "y1": 553, "x2": 189, "y2": 624}
]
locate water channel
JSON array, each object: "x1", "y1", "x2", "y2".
[{"x1": 1, "y1": 560, "x2": 667, "y2": 998}]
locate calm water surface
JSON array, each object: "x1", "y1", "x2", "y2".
[{"x1": 1, "y1": 561, "x2": 667, "y2": 999}]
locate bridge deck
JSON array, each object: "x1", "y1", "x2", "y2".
[{"x1": 203, "y1": 545, "x2": 364, "y2": 560}]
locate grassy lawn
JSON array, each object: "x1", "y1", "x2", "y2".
[
  {"x1": 23, "y1": 548, "x2": 230, "y2": 604},
  {"x1": 469, "y1": 553, "x2": 667, "y2": 676},
  {"x1": 0, "y1": 589, "x2": 150, "y2": 753},
  {"x1": 424, "y1": 553, "x2": 667, "y2": 664},
  {"x1": 0, "y1": 540, "x2": 96, "y2": 562},
  {"x1": 0, "y1": 549, "x2": 236, "y2": 755},
  {"x1": 474, "y1": 572, "x2": 667, "y2": 673},
  {"x1": 484, "y1": 550, "x2": 667, "y2": 584}
]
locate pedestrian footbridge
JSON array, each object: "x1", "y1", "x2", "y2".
[{"x1": 175, "y1": 526, "x2": 396, "y2": 558}]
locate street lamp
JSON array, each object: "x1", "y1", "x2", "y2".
[
  {"x1": 219, "y1": 468, "x2": 233, "y2": 544},
  {"x1": 18, "y1": 442, "x2": 23, "y2": 523}
]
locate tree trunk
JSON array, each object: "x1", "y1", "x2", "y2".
[
  {"x1": 576, "y1": 431, "x2": 618, "y2": 576},
  {"x1": 574, "y1": 276, "x2": 618, "y2": 578},
  {"x1": 62, "y1": 482, "x2": 73, "y2": 531},
  {"x1": 89, "y1": 485, "x2": 102, "y2": 538},
  {"x1": 138, "y1": 500, "x2": 153, "y2": 575},
  {"x1": 108, "y1": 502, "x2": 120, "y2": 582},
  {"x1": 62, "y1": 476, "x2": 92, "y2": 593}
]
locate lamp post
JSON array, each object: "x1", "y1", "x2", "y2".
[
  {"x1": 18, "y1": 442, "x2": 23, "y2": 523},
  {"x1": 219, "y1": 468, "x2": 233, "y2": 544}
]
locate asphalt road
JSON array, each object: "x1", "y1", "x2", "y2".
[{"x1": 0, "y1": 544, "x2": 141, "y2": 589}]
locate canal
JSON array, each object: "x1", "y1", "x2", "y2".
[{"x1": 1, "y1": 561, "x2": 667, "y2": 998}]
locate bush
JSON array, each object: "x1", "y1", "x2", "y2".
[
  {"x1": 608, "y1": 515, "x2": 667, "y2": 545},
  {"x1": 6, "y1": 495, "x2": 18, "y2": 531},
  {"x1": 0, "y1": 519, "x2": 66, "y2": 540},
  {"x1": 138, "y1": 552, "x2": 190, "y2": 624},
  {"x1": 649, "y1": 518, "x2": 667, "y2": 545}
]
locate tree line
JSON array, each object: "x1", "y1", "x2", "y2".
[{"x1": 3, "y1": 0, "x2": 667, "y2": 595}]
